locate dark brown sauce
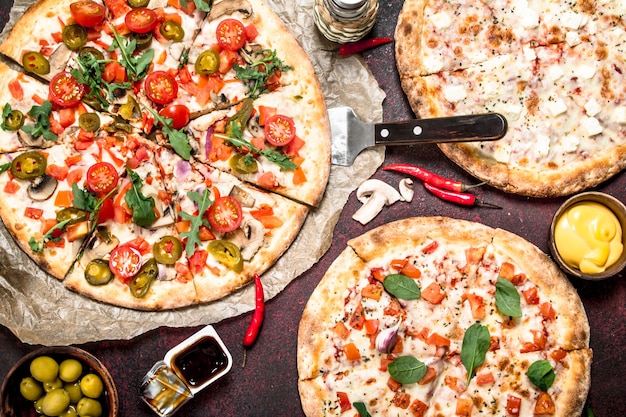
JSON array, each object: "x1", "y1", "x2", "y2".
[{"x1": 171, "y1": 336, "x2": 229, "y2": 387}]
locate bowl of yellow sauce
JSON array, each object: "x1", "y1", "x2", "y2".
[{"x1": 549, "y1": 192, "x2": 626, "y2": 280}]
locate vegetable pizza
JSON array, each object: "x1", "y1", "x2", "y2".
[
  {"x1": 0, "y1": 0, "x2": 330, "y2": 309},
  {"x1": 298, "y1": 217, "x2": 591, "y2": 416}
]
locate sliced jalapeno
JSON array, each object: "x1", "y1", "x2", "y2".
[
  {"x1": 226, "y1": 98, "x2": 254, "y2": 137},
  {"x1": 10, "y1": 151, "x2": 47, "y2": 180},
  {"x1": 195, "y1": 49, "x2": 220, "y2": 76},
  {"x1": 56, "y1": 207, "x2": 88, "y2": 225},
  {"x1": 159, "y1": 20, "x2": 185, "y2": 42},
  {"x1": 21, "y1": 51, "x2": 50, "y2": 76},
  {"x1": 129, "y1": 258, "x2": 158, "y2": 298},
  {"x1": 117, "y1": 96, "x2": 141, "y2": 121},
  {"x1": 153, "y1": 235, "x2": 183, "y2": 265},
  {"x1": 84, "y1": 259, "x2": 114, "y2": 286},
  {"x1": 78, "y1": 46, "x2": 105, "y2": 62},
  {"x1": 62, "y1": 24, "x2": 88, "y2": 51},
  {"x1": 130, "y1": 31, "x2": 153, "y2": 50},
  {"x1": 2, "y1": 109, "x2": 25, "y2": 131},
  {"x1": 208, "y1": 240, "x2": 243, "y2": 273},
  {"x1": 229, "y1": 153, "x2": 258, "y2": 174},
  {"x1": 78, "y1": 112, "x2": 101, "y2": 132},
  {"x1": 128, "y1": 0, "x2": 150, "y2": 7}
]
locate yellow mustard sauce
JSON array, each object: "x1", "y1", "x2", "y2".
[{"x1": 554, "y1": 201, "x2": 624, "y2": 273}]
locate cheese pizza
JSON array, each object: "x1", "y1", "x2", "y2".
[
  {"x1": 298, "y1": 217, "x2": 591, "y2": 417},
  {"x1": 395, "y1": 0, "x2": 626, "y2": 198},
  {"x1": 0, "y1": 0, "x2": 330, "y2": 309}
]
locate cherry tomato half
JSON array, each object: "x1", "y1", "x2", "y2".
[
  {"x1": 207, "y1": 196, "x2": 243, "y2": 233},
  {"x1": 216, "y1": 18, "x2": 246, "y2": 51},
  {"x1": 159, "y1": 104, "x2": 190, "y2": 130},
  {"x1": 144, "y1": 71, "x2": 178, "y2": 105},
  {"x1": 109, "y1": 245, "x2": 142, "y2": 279},
  {"x1": 86, "y1": 162, "x2": 119, "y2": 195},
  {"x1": 70, "y1": 0, "x2": 106, "y2": 28},
  {"x1": 264, "y1": 114, "x2": 296, "y2": 146},
  {"x1": 49, "y1": 72, "x2": 85, "y2": 108},
  {"x1": 125, "y1": 7, "x2": 158, "y2": 34}
]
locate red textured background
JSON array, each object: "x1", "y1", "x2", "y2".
[{"x1": 1, "y1": 1, "x2": 625, "y2": 416}]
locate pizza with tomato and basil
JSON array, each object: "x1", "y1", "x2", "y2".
[
  {"x1": 298, "y1": 217, "x2": 592, "y2": 417},
  {"x1": 0, "y1": 0, "x2": 330, "y2": 309}
]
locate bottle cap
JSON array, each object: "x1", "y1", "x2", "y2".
[{"x1": 332, "y1": 0, "x2": 367, "y2": 9}]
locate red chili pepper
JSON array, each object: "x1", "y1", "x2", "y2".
[
  {"x1": 423, "y1": 182, "x2": 501, "y2": 209},
  {"x1": 243, "y1": 273, "x2": 265, "y2": 348},
  {"x1": 338, "y1": 37, "x2": 393, "y2": 56},
  {"x1": 384, "y1": 163, "x2": 485, "y2": 192}
]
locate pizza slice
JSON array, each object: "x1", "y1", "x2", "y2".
[
  {"x1": 154, "y1": 145, "x2": 308, "y2": 303},
  {"x1": 63, "y1": 136, "x2": 198, "y2": 310}
]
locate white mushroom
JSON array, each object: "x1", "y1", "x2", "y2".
[
  {"x1": 352, "y1": 179, "x2": 402, "y2": 225},
  {"x1": 399, "y1": 178, "x2": 414, "y2": 202},
  {"x1": 225, "y1": 218, "x2": 265, "y2": 261}
]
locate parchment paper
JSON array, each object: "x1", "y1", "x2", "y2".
[{"x1": 0, "y1": 0, "x2": 385, "y2": 345}]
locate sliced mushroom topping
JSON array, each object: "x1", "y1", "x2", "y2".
[
  {"x1": 18, "y1": 128, "x2": 47, "y2": 148},
  {"x1": 229, "y1": 185, "x2": 256, "y2": 208},
  {"x1": 399, "y1": 178, "x2": 414, "y2": 202},
  {"x1": 78, "y1": 230, "x2": 120, "y2": 267},
  {"x1": 225, "y1": 218, "x2": 265, "y2": 261},
  {"x1": 27, "y1": 174, "x2": 58, "y2": 201},
  {"x1": 169, "y1": 43, "x2": 187, "y2": 62},
  {"x1": 45, "y1": 44, "x2": 72, "y2": 81},
  {"x1": 208, "y1": 0, "x2": 253, "y2": 21},
  {"x1": 151, "y1": 205, "x2": 177, "y2": 228},
  {"x1": 352, "y1": 179, "x2": 402, "y2": 225}
]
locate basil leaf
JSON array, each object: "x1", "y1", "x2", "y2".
[
  {"x1": 461, "y1": 323, "x2": 490, "y2": 385},
  {"x1": 353, "y1": 402, "x2": 371, "y2": 417},
  {"x1": 179, "y1": 189, "x2": 213, "y2": 256},
  {"x1": 526, "y1": 360, "x2": 555, "y2": 391},
  {"x1": 387, "y1": 356, "x2": 427, "y2": 384},
  {"x1": 125, "y1": 169, "x2": 157, "y2": 227},
  {"x1": 495, "y1": 277, "x2": 522, "y2": 317},
  {"x1": 383, "y1": 274, "x2": 421, "y2": 300}
]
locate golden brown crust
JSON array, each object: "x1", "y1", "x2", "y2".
[
  {"x1": 555, "y1": 349, "x2": 593, "y2": 417},
  {"x1": 394, "y1": 0, "x2": 428, "y2": 78}
]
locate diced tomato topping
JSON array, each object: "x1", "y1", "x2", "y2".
[
  {"x1": 391, "y1": 391, "x2": 411, "y2": 409},
  {"x1": 54, "y1": 190, "x2": 74, "y2": 208},
  {"x1": 361, "y1": 282, "x2": 383, "y2": 301},
  {"x1": 422, "y1": 241, "x2": 439, "y2": 254},
  {"x1": 421, "y1": 282, "x2": 446, "y2": 305},
  {"x1": 24, "y1": 207, "x2": 44, "y2": 219},
  {"x1": 174, "y1": 261, "x2": 193, "y2": 283},
  {"x1": 476, "y1": 372, "x2": 495, "y2": 386},
  {"x1": 245, "y1": 24, "x2": 258, "y2": 41},
  {"x1": 113, "y1": 204, "x2": 131, "y2": 224},
  {"x1": 401, "y1": 262, "x2": 422, "y2": 278},
  {"x1": 489, "y1": 336, "x2": 501, "y2": 351},
  {"x1": 463, "y1": 293, "x2": 486, "y2": 319},
  {"x1": 3, "y1": 181, "x2": 20, "y2": 194},
  {"x1": 97, "y1": 197, "x2": 115, "y2": 224},
  {"x1": 66, "y1": 221, "x2": 89, "y2": 242},
  {"x1": 336, "y1": 392, "x2": 351, "y2": 413},
  {"x1": 349, "y1": 302, "x2": 365, "y2": 330},
  {"x1": 363, "y1": 318, "x2": 379, "y2": 335},
  {"x1": 534, "y1": 392, "x2": 555, "y2": 415},
  {"x1": 218, "y1": 48, "x2": 240, "y2": 73},
  {"x1": 333, "y1": 321, "x2": 350, "y2": 339},
  {"x1": 540, "y1": 302, "x2": 556, "y2": 321},
  {"x1": 425, "y1": 332, "x2": 450, "y2": 347},
  {"x1": 506, "y1": 394, "x2": 522, "y2": 417},
  {"x1": 46, "y1": 164, "x2": 69, "y2": 181},
  {"x1": 522, "y1": 287, "x2": 540, "y2": 304},
  {"x1": 550, "y1": 347, "x2": 567, "y2": 363},
  {"x1": 455, "y1": 398, "x2": 473, "y2": 417},
  {"x1": 257, "y1": 171, "x2": 278, "y2": 189},
  {"x1": 498, "y1": 261, "x2": 516, "y2": 280},
  {"x1": 103, "y1": 0, "x2": 131, "y2": 19},
  {"x1": 343, "y1": 342, "x2": 361, "y2": 362},
  {"x1": 410, "y1": 399, "x2": 428, "y2": 417},
  {"x1": 189, "y1": 249, "x2": 208, "y2": 274},
  {"x1": 8, "y1": 78, "x2": 24, "y2": 100},
  {"x1": 65, "y1": 154, "x2": 83, "y2": 167},
  {"x1": 419, "y1": 366, "x2": 437, "y2": 385},
  {"x1": 49, "y1": 116, "x2": 65, "y2": 135},
  {"x1": 167, "y1": 0, "x2": 195, "y2": 14},
  {"x1": 59, "y1": 107, "x2": 76, "y2": 128},
  {"x1": 103, "y1": 62, "x2": 127, "y2": 83}
]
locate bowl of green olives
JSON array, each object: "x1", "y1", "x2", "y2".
[{"x1": 0, "y1": 346, "x2": 118, "y2": 417}]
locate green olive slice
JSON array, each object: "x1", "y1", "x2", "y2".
[
  {"x1": 62, "y1": 24, "x2": 88, "y2": 51},
  {"x1": 78, "y1": 112, "x2": 101, "y2": 132},
  {"x1": 21, "y1": 51, "x2": 50, "y2": 76},
  {"x1": 10, "y1": 151, "x2": 47, "y2": 180},
  {"x1": 85, "y1": 259, "x2": 114, "y2": 286},
  {"x1": 3, "y1": 109, "x2": 25, "y2": 131},
  {"x1": 129, "y1": 258, "x2": 158, "y2": 298},
  {"x1": 56, "y1": 207, "x2": 88, "y2": 225},
  {"x1": 153, "y1": 235, "x2": 183, "y2": 265},
  {"x1": 229, "y1": 153, "x2": 258, "y2": 174},
  {"x1": 195, "y1": 49, "x2": 220, "y2": 75},
  {"x1": 159, "y1": 20, "x2": 184, "y2": 42},
  {"x1": 208, "y1": 240, "x2": 243, "y2": 272}
]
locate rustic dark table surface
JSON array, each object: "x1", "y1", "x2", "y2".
[{"x1": 1, "y1": 1, "x2": 625, "y2": 416}]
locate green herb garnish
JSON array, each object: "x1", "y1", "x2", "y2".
[
  {"x1": 495, "y1": 277, "x2": 522, "y2": 317},
  {"x1": 234, "y1": 49, "x2": 292, "y2": 98},
  {"x1": 125, "y1": 169, "x2": 157, "y2": 227},
  {"x1": 179, "y1": 189, "x2": 213, "y2": 256},
  {"x1": 353, "y1": 402, "x2": 372, "y2": 417},
  {"x1": 29, "y1": 219, "x2": 72, "y2": 253},
  {"x1": 526, "y1": 360, "x2": 555, "y2": 391},
  {"x1": 145, "y1": 107, "x2": 193, "y2": 160},
  {"x1": 383, "y1": 273, "x2": 421, "y2": 300},
  {"x1": 461, "y1": 323, "x2": 490, "y2": 385},
  {"x1": 109, "y1": 26, "x2": 154, "y2": 83},
  {"x1": 21, "y1": 101, "x2": 57, "y2": 142},
  {"x1": 387, "y1": 356, "x2": 427, "y2": 384},
  {"x1": 72, "y1": 183, "x2": 118, "y2": 229},
  {"x1": 72, "y1": 52, "x2": 131, "y2": 108},
  {"x1": 0, "y1": 162, "x2": 11, "y2": 174}
]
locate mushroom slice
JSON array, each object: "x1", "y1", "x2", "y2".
[
  {"x1": 208, "y1": 0, "x2": 253, "y2": 21},
  {"x1": 27, "y1": 174, "x2": 58, "y2": 201},
  {"x1": 352, "y1": 179, "x2": 401, "y2": 225},
  {"x1": 224, "y1": 218, "x2": 265, "y2": 261},
  {"x1": 44, "y1": 43, "x2": 72, "y2": 81},
  {"x1": 229, "y1": 185, "x2": 256, "y2": 208},
  {"x1": 18, "y1": 128, "x2": 47, "y2": 148},
  {"x1": 399, "y1": 178, "x2": 414, "y2": 202},
  {"x1": 79, "y1": 231, "x2": 120, "y2": 267}
]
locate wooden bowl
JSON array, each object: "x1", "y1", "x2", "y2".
[
  {"x1": 0, "y1": 346, "x2": 118, "y2": 417},
  {"x1": 549, "y1": 191, "x2": 626, "y2": 280}
]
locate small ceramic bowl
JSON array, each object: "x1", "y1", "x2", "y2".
[
  {"x1": 0, "y1": 346, "x2": 118, "y2": 417},
  {"x1": 549, "y1": 191, "x2": 626, "y2": 280}
]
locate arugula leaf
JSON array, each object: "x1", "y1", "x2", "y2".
[
  {"x1": 461, "y1": 323, "x2": 491, "y2": 385},
  {"x1": 234, "y1": 49, "x2": 292, "y2": 98},
  {"x1": 72, "y1": 183, "x2": 118, "y2": 229},
  {"x1": 145, "y1": 107, "x2": 193, "y2": 160},
  {"x1": 0, "y1": 162, "x2": 11, "y2": 174},
  {"x1": 179, "y1": 189, "x2": 214, "y2": 256},
  {"x1": 125, "y1": 169, "x2": 157, "y2": 227},
  {"x1": 72, "y1": 52, "x2": 131, "y2": 108},
  {"x1": 495, "y1": 277, "x2": 522, "y2": 317},
  {"x1": 193, "y1": 0, "x2": 213, "y2": 12},
  {"x1": 29, "y1": 219, "x2": 72, "y2": 253},
  {"x1": 21, "y1": 101, "x2": 58, "y2": 142},
  {"x1": 353, "y1": 402, "x2": 371, "y2": 417},
  {"x1": 1, "y1": 103, "x2": 12, "y2": 130},
  {"x1": 383, "y1": 273, "x2": 421, "y2": 300},
  {"x1": 109, "y1": 26, "x2": 154, "y2": 83},
  {"x1": 387, "y1": 356, "x2": 427, "y2": 384},
  {"x1": 216, "y1": 123, "x2": 297, "y2": 170},
  {"x1": 526, "y1": 360, "x2": 555, "y2": 391}
]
